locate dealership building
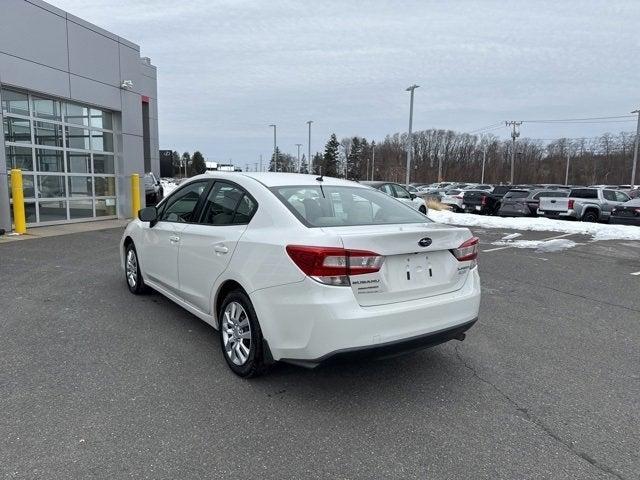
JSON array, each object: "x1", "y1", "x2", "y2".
[{"x1": 0, "y1": 0, "x2": 159, "y2": 231}]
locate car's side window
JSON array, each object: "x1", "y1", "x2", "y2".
[
  {"x1": 380, "y1": 184, "x2": 394, "y2": 196},
  {"x1": 199, "y1": 182, "x2": 257, "y2": 226},
  {"x1": 603, "y1": 190, "x2": 616, "y2": 201},
  {"x1": 393, "y1": 184, "x2": 411, "y2": 199},
  {"x1": 615, "y1": 191, "x2": 630, "y2": 202},
  {"x1": 159, "y1": 181, "x2": 209, "y2": 223}
]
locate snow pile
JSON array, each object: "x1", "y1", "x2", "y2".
[
  {"x1": 160, "y1": 178, "x2": 179, "y2": 196},
  {"x1": 492, "y1": 237, "x2": 579, "y2": 252},
  {"x1": 428, "y1": 210, "x2": 640, "y2": 241}
]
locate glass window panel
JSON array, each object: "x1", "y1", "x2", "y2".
[
  {"x1": 94, "y1": 176, "x2": 116, "y2": 196},
  {"x1": 95, "y1": 198, "x2": 116, "y2": 217},
  {"x1": 67, "y1": 152, "x2": 91, "y2": 173},
  {"x1": 65, "y1": 126, "x2": 91, "y2": 150},
  {"x1": 34, "y1": 121, "x2": 63, "y2": 147},
  {"x1": 38, "y1": 200, "x2": 67, "y2": 222},
  {"x1": 8, "y1": 174, "x2": 35, "y2": 199},
  {"x1": 65, "y1": 103, "x2": 90, "y2": 126},
  {"x1": 68, "y1": 176, "x2": 93, "y2": 197},
  {"x1": 38, "y1": 175, "x2": 66, "y2": 198},
  {"x1": 3, "y1": 117, "x2": 31, "y2": 143},
  {"x1": 69, "y1": 199, "x2": 93, "y2": 219},
  {"x1": 93, "y1": 154, "x2": 114, "y2": 174},
  {"x1": 10, "y1": 202, "x2": 37, "y2": 225},
  {"x1": 90, "y1": 109, "x2": 113, "y2": 130},
  {"x1": 1, "y1": 89, "x2": 30, "y2": 116},
  {"x1": 36, "y1": 149, "x2": 64, "y2": 172},
  {"x1": 5, "y1": 146, "x2": 33, "y2": 170},
  {"x1": 91, "y1": 131, "x2": 114, "y2": 152},
  {"x1": 32, "y1": 96, "x2": 61, "y2": 121}
]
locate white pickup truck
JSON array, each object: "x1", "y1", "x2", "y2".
[{"x1": 538, "y1": 187, "x2": 630, "y2": 222}]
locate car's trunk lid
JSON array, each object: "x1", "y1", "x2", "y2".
[{"x1": 320, "y1": 223, "x2": 472, "y2": 306}]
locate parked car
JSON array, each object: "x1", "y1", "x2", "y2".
[
  {"x1": 361, "y1": 181, "x2": 427, "y2": 214},
  {"x1": 143, "y1": 172, "x2": 164, "y2": 205},
  {"x1": 121, "y1": 173, "x2": 481, "y2": 377},
  {"x1": 461, "y1": 185, "x2": 511, "y2": 215},
  {"x1": 498, "y1": 189, "x2": 569, "y2": 217},
  {"x1": 538, "y1": 187, "x2": 631, "y2": 222},
  {"x1": 440, "y1": 189, "x2": 465, "y2": 212},
  {"x1": 610, "y1": 198, "x2": 640, "y2": 226}
]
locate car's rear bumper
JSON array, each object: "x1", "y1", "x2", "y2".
[
  {"x1": 537, "y1": 209, "x2": 576, "y2": 219},
  {"x1": 250, "y1": 267, "x2": 481, "y2": 363}
]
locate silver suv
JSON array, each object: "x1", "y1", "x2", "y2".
[{"x1": 538, "y1": 187, "x2": 630, "y2": 222}]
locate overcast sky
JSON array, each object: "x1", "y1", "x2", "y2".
[{"x1": 54, "y1": 0, "x2": 639, "y2": 167}]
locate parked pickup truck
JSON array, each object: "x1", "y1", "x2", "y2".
[
  {"x1": 538, "y1": 187, "x2": 630, "y2": 222},
  {"x1": 462, "y1": 185, "x2": 512, "y2": 215}
]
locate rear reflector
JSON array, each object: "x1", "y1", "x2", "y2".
[
  {"x1": 286, "y1": 245, "x2": 384, "y2": 285},
  {"x1": 481, "y1": 195, "x2": 487, "y2": 206},
  {"x1": 451, "y1": 237, "x2": 479, "y2": 262}
]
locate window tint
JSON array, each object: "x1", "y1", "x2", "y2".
[
  {"x1": 160, "y1": 181, "x2": 208, "y2": 223},
  {"x1": 200, "y1": 182, "x2": 256, "y2": 225},
  {"x1": 272, "y1": 185, "x2": 429, "y2": 228},
  {"x1": 570, "y1": 188, "x2": 598, "y2": 199},
  {"x1": 380, "y1": 184, "x2": 394, "y2": 196},
  {"x1": 602, "y1": 190, "x2": 616, "y2": 201},
  {"x1": 504, "y1": 190, "x2": 529, "y2": 199},
  {"x1": 392, "y1": 184, "x2": 411, "y2": 199}
]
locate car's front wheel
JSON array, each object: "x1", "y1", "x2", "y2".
[
  {"x1": 219, "y1": 290, "x2": 268, "y2": 378},
  {"x1": 125, "y1": 243, "x2": 149, "y2": 294}
]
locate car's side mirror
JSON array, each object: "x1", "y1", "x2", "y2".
[
  {"x1": 138, "y1": 206, "x2": 158, "y2": 225},
  {"x1": 410, "y1": 193, "x2": 417, "y2": 200}
]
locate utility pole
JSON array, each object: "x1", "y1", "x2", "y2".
[
  {"x1": 481, "y1": 143, "x2": 487, "y2": 183},
  {"x1": 245, "y1": 163, "x2": 249, "y2": 172},
  {"x1": 632, "y1": 109, "x2": 640, "y2": 188},
  {"x1": 565, "y1": 142, "x2": 571, "y2": 186},
  {"x1": 254, "y1": 162, "x2": 258, "y2": 172},
  {"x1": 307, "y1": 120, "x2": 313, "y2": 173},
  {"x1": 505, "y1": 121, "x2": 522, "y2": 184},
  {"x1": 259, "y1": 154, "x2": 263, "y2": 173},
  {"x1": 295, "y1": 143, "x2": 302, "y2": 173},
  {"x1": 371, "y1": 141, "x2": 376, "y2": 180},
  {"x1": 269, "y1": 124, "x2": 277, "y2": 172},
  {"x1": 405, "y1": 85, "x2": 419, "y2": 187}
]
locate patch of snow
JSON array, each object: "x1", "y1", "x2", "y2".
[
  {"x1": 428, "y1": 210, "x2": 640, "y2": 241},
  {"x1": 491, "y1": 238, "x2": 579, "y2": 252},
  {"x1": 160, "y1": 178, "x2": 179, "y2": 196}
]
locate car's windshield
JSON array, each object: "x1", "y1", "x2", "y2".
[{"x1": 271, "y1": 185, "x2": 429, "y2": 227}]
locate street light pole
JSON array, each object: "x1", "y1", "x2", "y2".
[
  {"x1": 505, "y1": 121, "x2": 522, "y2": 184},
  {"x1": 481, "y1": 143, "x2": 487, "y2": 183},
  {"x1": 269, "y1": 124, "x2": 277, "y2": 172},
  {"x1": 631, "y1": 109, "x2": 640, "y2": 188},
  {"x1": 295, "y1": 143, "x2": 302, "y2": 173},
  {"x1": 307, "y1": 121, "x2": 313, "y2": 174},
  {"x1": 405, "y1": 85, "x2": 419, "y2": 187},
  {"x1": 565, "y1": 142, "x2": 571, "y2": 186},
  {"x1": 371, "y1": 141, "x2": 375, "y2": 180}
]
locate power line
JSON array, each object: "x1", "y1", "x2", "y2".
[
  {"x1": 521, "y1": 114, "x2": 635, "y2": 123},
  {"x1": 468, "y1": 122, "x2": 504, "y2": 134}
]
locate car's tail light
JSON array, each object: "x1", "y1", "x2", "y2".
[
  {"x1": 286, "y1": 245, "x2": 384, "y2": 286},
  {"x1": 481, "y1": 195, "x2": 487, "y2": 206},
  {"x1": 568, "y1": 199, "x2": 575, "y2": 209},
  {"x1": 451, "y1": 237, "x2": 479, "y2": 264}
]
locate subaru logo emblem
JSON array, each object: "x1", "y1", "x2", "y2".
[{"x1": 418, "y1": 237, "x2": 432, "y2": 247}]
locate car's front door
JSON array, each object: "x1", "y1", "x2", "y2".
[
  {"x1": 177, "y1": 182, "x2": 258, "y2": 313},
  {"x1": 140, "y1": 180, "x2": 210, "y2": 293}
]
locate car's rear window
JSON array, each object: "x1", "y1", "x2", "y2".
[
  {"x1": 504, "y1": 190, "x2": 529, "y2": 199},
  {"x1": 569, "y1": 188, "x2": 598, "y2": 199},
  {"x1": 492, "y1": 186, "x2": 511, "y2": 195},
  {"x1": 271, "y1": 185, "x2": 429, "y2": 227}
]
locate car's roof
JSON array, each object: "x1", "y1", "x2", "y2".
[
  {"x1": 360, "y1": 181, "x2": 389, "y2": 186},
  {"x1": 188, "y1": 172, "x2": 366, "y2": 188}
]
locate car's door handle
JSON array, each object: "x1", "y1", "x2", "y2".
[
  {"x1": 169, "y1": 235, "x2": 180, "y2": 244},
  {"x1": 214, "y1": 245, "x2": 229, "y2": 254}
]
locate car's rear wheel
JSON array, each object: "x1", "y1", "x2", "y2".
[
  {"x1": 219, "y1": 290, "x2": 268, "y2": 378},
  {"x1": 125, "y1": 243, "x2": 149, "y2": 294},
  {"x1": 582, "y1": 210, "x2": 599, "y2": 222},
  {"x1": 419, "y1": 205, "x2": 427, "y2": 214}
]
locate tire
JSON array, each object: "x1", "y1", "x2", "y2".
[
  {"x1": 582, "y1": 210, "x2": 599, "y2": 222},
  {"x1": 419, "y1": 205, "x2": 427, "y2": 214},
  {"x1": 125, "y1": 243, "x2": 150, "y2": 294},
  {"x1": 219, "y1": 290, "x2": 268, "y2": 378}
]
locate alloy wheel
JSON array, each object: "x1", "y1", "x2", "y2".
[
  {"x1": 221, "y1": 301, "x2": 252, "y2": 366},
  {"x1": 126, "y1": 249, "x2": 138, "y2": 288}
]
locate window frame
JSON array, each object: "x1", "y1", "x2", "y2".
[
  {"x1": 195, "y1": 180, "x2": 259, "y2": 226},
  {"x1": 156, "y1": 179, "x2": 213, "y2": 224}
]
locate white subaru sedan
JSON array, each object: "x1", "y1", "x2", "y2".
[{"x1": 121, "y1": 173, "x2": 481, "y2": 377}]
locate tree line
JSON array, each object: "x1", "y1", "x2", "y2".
[{"x1": 308, "y1": 129, "x2": 637, "y2": 185}]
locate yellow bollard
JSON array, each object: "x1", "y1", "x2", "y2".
[
  {"x1": 10, "y1": 169, "x2": 26, "y2": 234},
  {"x1": 131, "y1": 173, "x2": 141, "y2": 218}
]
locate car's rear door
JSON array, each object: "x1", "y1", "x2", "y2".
[
  {"x1": 140, "y1": 179, "x2": 211, "y2": 293},
  {"x1": 177, "y1": 181, "x2": 258, "y2": 313}
]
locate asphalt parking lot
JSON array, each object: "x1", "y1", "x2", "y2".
[{"x1": 1, "y1": 226, "x2": 639, "y2": 479}]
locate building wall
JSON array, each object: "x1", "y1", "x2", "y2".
[{"x1": 0, "y1": 0, "x2": 159, "y2": 231}]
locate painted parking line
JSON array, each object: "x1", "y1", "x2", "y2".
[{"x1": 481, "y1": 232, "x2": 576, "y2": 253}]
